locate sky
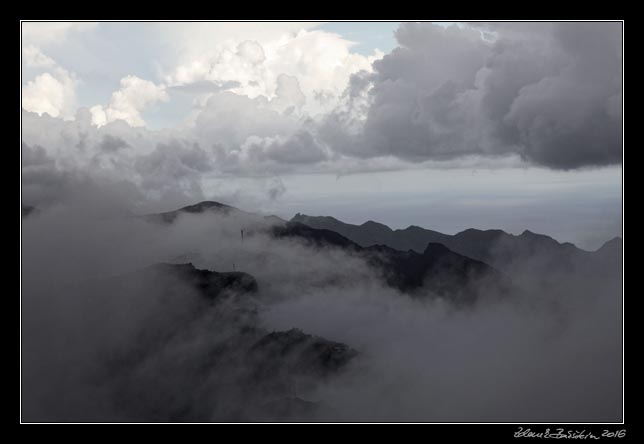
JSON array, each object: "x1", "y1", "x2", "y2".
[{"x1": 21, "y1": 21, "x2": 623, "y2": 250}]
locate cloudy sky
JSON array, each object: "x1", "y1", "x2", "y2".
[{"x1": 21, "y1": 21, "x2": 622, "y2": 250}]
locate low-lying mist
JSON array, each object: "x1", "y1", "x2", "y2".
[{"x1": 21, "y1": 198, "x2": 622, "y2": 422}]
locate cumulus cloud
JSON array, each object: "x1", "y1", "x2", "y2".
[
  {"x1": 165, "y1": 30, "x2": 382, "y2": 116},
  {"x1": 22, "y1": 44, "x2": 56, "y2": 68},
  {"x1": 21, "y1": 105, "x2": 302, "y2": 212},
  {"x1": 502, "y1": 23, "x2": 622, "y2": 168},
  {"x1": 21, "y1": 46, "x2": 78, "y2": 119},
  {"x1": 193, "y1": 91, "x2": 298, "y2": 148},
  {"x1": 90, "y1": 75, "x2": 169, "y2": 127},
  {"x1": 167, "y1": 80, "x2": 241, "y2": 95},
  {"x1": 21, "y1": 109, "x2": 212, "y2": 212},
  {"x1": 98, "y1": 134, "x2": 130, "y2": 152},
  {"x1": 225, "y1": 131, "x2": 329, "y2": 171},
  {"x1": 270, "y1": 73, "x2": 306, "y2": 113},
  {"x1": 22, "y1": 72, "x2": 77, "y2": 119},
  {"x1": 21, "y1": 22, "x2": 623, "y2": 213},
  {"x1": 237, "y1": 40, "x2": 267, "y2": 64},
  {"x1": 134, "y1": 140, "x2": 213, "y2": 202},
  {"x1": 186, "y1": 88, "x2": 331, "y2": 174}
]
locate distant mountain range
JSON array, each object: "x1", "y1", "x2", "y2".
[
  {"x1": 272, "y1": 220, "x2": 513, "y2": 303},
  {"x1": 24, "y1": 199, "x2": 622, "y2": 300},
  {"x1": 141, "y1": 200, "x2": 621, "y2": 278},
  {"x1": 291, "y1": 212, "x2": 622, "y2": 279},
  {"x1": 140, "y1": 201, "x2": 516, "y2": 302}
]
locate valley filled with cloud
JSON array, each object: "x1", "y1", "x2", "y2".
[{"x1": 21, "y1": 21, "x2": 623, "y2": 423}]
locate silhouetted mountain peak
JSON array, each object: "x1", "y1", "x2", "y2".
[
  {"x1": 361, "y1": 220, "x2": 391, "y2": 231},
  {"x1": 519, "y1": 229, "x2": 553, "y2": 240},
  {"x1": 454, "y1": 228, "x2": 509, "y2": 246},
  {"x1": 601, "y1": 236, "x2": 622, "y2": 247},
  {"x1": 272, "y1": 221, "x2": 360, "y2": 250},
  {"x1": 423, "y1": 242, "x2": 452, "y2": 256},
  {"x1": 457, "y1": 228, "x2": 507, "y2": 236},
  {"x1": 517, "y1": 230, "x2": 569, "y2": 252},
  {"x1": 292, "y1": 213, "x2": 342, "y2": 225},
  {"x1": 143, "y1": 200, "x2": 242, "y2": 224},
  {"x1": 179, "y1": 201, "x2": 236, "y2": 213},
  {"x1": 264, "y1": 214, "x2": 287, "y2": 224},
  {"x1": 596, "y1": 236, "x2": 622, "y2": 257}
]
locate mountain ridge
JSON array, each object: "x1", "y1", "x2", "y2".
[
  {"x1": 142, "y1": 201, "x2": 621, "y2": 293},
  {"x1": 289, "y1": 212, "x2": 622, "y2": 279}
]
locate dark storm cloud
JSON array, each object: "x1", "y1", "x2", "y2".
[
  {"x1": 21, "y1": 110, "x2": 229, "y2": 212},
  {"x1": 21, "y1": 142, "x2": 97, "y2": 208},
  {"x1": 327, "y1": 22, "x2": 622, "y2": 169},
  {"x1": 242, "y1": 131, "x2": 328, "y2": 166},
  {"x1": 134, "y1": 140, "x2": 213, "y2": 202},
  {"x1": 98, "y1": 134, "x2": 130, "y2": 152},
  {"x1": 22, "y1": 142, "x2": 53, "y2": 167},
  {"x1": 21, "y1": 143, "x2": 146, "y2": 213},
  {"x1": 502, "y1": 22, "x2": 622, "y2": 168}
]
